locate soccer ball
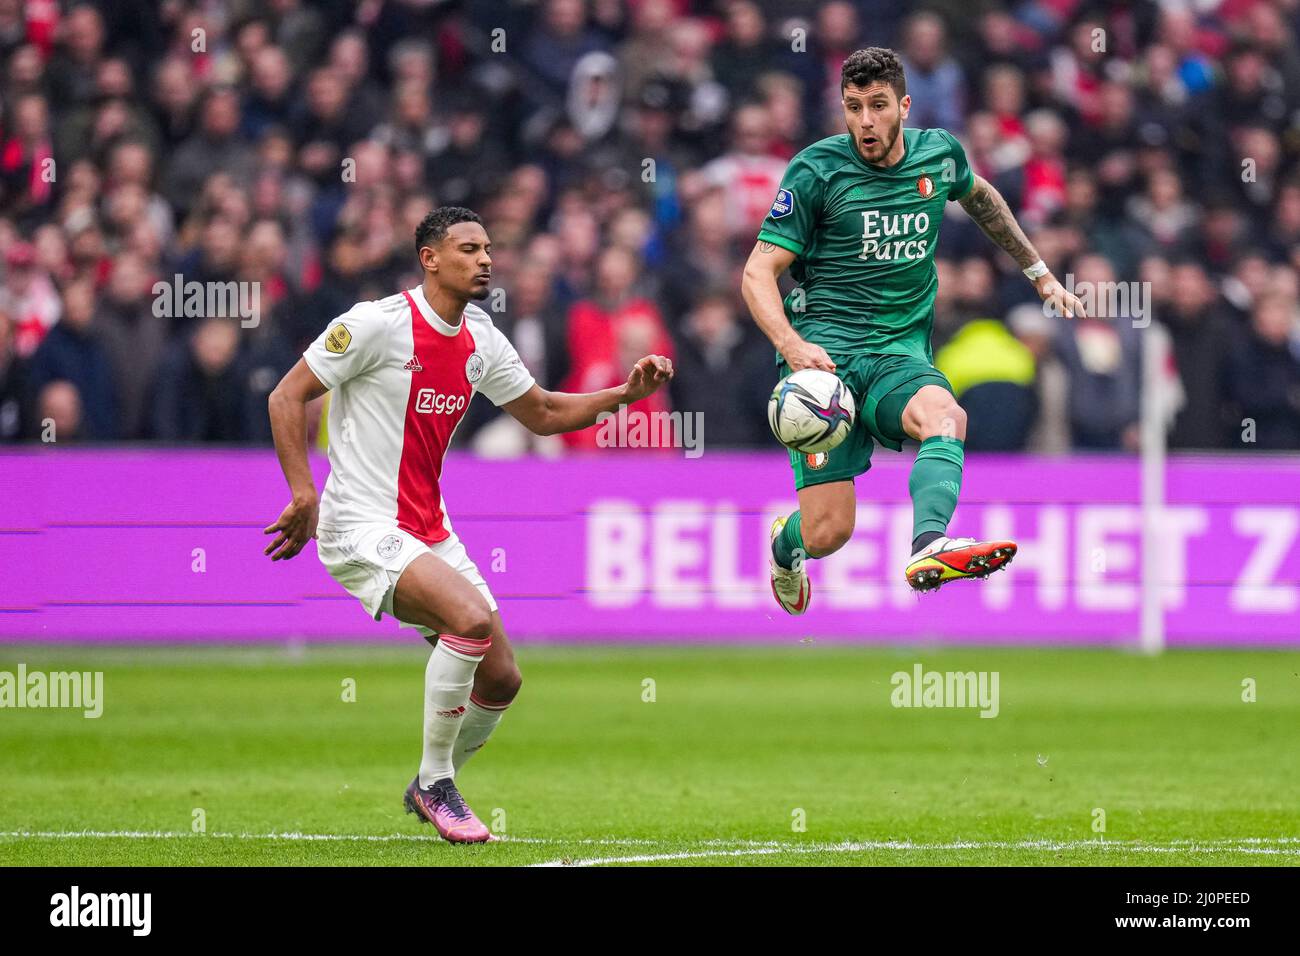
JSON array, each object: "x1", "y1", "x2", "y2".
[{"x1": 767, "y1": 369, "x2": 856, "y2": 454}]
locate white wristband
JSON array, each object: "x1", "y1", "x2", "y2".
[{"x1": 1023, "y1": 260, "x2": 1049, "y2": 280}]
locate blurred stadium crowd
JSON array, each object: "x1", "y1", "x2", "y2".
[{"x1": 1, "y1": 0, "x2": 1299, "y2": 452}]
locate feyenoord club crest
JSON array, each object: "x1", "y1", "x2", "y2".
[
  {"x1": 377, "y1": 534, "x2": 403, "y2": 559},
  {"x1": 917, "y1": 175, "x2": 936, "y2": 198},
  {"x1": 805, "y1": 451, "x2": 829, "y2": 471},
  {"x1": 465, "y1": 352, "x2": 485, "y2": 383}
]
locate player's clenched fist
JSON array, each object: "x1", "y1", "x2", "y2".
[
  {"x1": 263, "y1": 493, "x2": 319, "y2": 561},
  {"x1": 623, "y1": 354, "x2": 674, "y2": 402},
  {"x1": 781, "y1": 336, "x2": 837, "y2": 373}
]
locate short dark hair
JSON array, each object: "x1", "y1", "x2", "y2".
[
  {"x1": 415, "y1": 206, "x2": 482, "y2": 255},
  {"x1": 841, "y1": 47, "x2": 907, "y2": 99}
]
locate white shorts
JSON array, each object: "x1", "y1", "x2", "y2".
[{"x1": 316, "y1": 523, "x2": 497, "y2": 634}]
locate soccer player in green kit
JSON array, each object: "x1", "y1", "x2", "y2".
[{"x1": 742, "y1": 47, "x2": 1086, "y2": 611}]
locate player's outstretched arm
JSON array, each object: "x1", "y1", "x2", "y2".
[
  {"x1": 741, "y1": 240, "x2": 836, "y2": 372},
  {"x1": 958, "y1": 175, "x2": 1087, "y2": 319},
  {"x1": 502, "y1": 355, "x2": 674, "y2": 436},
  {"x1": 264, "y1": 359, "x2": 328, "y2": 561}
]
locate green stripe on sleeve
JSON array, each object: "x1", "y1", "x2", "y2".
[{"x1": 757, "y1": 231, "x2": 804, "y2": 256}]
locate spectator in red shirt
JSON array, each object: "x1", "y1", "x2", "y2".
[
  {"x1": 0, "y1": 93, "x2": 54, "y2": 221},
  {"x1": 0, "y1": 240, "x2": 59, "y2": 355},
  {"x1": 562, "y1": 245, "x2": 674, "y2": 449},
  {"x1": 700, "y1": 104, "x2": 788, "y2": 241},
  {"x1": 1020, "y1": 110, "x2": 1068, "y2": 230}
]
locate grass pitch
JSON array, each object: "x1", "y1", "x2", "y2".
[{"x1": 1, "y1": 644, "x2": 1297, "y2": 866}]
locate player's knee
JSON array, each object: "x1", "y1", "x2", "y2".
[
  {"x1": 921, "y1": 397, "x2": 965, "y2": 440},
  {"x1": 449, "y1": 603, "x2": 494, "y2": 642},
  {"x1": 461, "y1": 613, "x2": 494, "y2": 642},
  {"x1": 944, "y1": 402, "x2": 968, "y2": 438},
  {"x1": 803, "y1": 517, "x2": 853, "y2": 557}
]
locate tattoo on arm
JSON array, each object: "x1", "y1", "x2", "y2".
[
  {"x1": 958, "y1": 176, "x2": 1041, "y2": 270},
  {"x1": 757, "y1": 241, "x2": 777, "y2": 253}
]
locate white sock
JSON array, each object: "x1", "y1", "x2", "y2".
[
  {"x1": 453, "y1": 697, "x2": 511, "y2": 772},
  {"x1": 418, "y1": 635, "x2": 490, "y2": 787}
]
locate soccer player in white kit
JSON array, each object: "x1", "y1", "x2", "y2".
[{"x1": 264, "y1": 207, "x2": 673, "y2": 843}]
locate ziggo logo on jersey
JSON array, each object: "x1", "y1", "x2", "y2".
[{"x1": 416, "y1": 389, "x2": 467, "y2": 414}]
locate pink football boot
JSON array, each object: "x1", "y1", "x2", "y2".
[{"x1": 404, "y1": 776, "x2": 493, "y2": 844}]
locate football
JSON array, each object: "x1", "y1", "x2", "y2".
[{"x1": 767, "y1": 368, "x2": 857, "y2": 454}]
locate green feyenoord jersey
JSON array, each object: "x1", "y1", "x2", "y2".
[{"x1": 757, "y1": 127, "x2": 974, "y2": 362}]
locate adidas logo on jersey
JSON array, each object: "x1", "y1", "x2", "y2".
[{"x1": 404, "y1": 356, "x2": 423, "y2": 371}]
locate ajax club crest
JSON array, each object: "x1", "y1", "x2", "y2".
[
  {"x1": 377, "y1": 534, "x2": 403, "y2": 559},
  {"x1": 465, "y1": 352, "x2": 485, "y2": 384}
]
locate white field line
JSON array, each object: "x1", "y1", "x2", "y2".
[
  {"x1": 3, "y1": 830, "x2": 1300, "y2": 866},
  {"x1": 532, "y1": 839, "x2": 1300, "y2": 867},
  {"x1": 0, "y1": 830, "x2": 784, "y2": 847}
]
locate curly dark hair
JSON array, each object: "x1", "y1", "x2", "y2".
[
  {"x1": 414, "y1": 206, "x2": 482, "y2": 255},
  {"x1": 840, "y1": 47, "x2": 907, "y2": 99}
]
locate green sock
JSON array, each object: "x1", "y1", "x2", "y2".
[
  {"x1": 772, "y1": 511, "x2": 805, "y2": 570},
  {"x1": 909, "y1": 436, "x2": 964, "y2": 541}
]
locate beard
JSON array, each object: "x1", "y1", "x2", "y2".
[
  {"x1": 470, "y1": 286, "x2": 490, "y2": 301},
  {"x1": 881, "y1": 118, "x2": 901, "y2": 153},
  {"x1": 859, "y1": 115, "x2": 902, "y2": 163}
]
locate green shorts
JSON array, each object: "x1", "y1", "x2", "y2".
[{"x1": 784, "y1": 352, "x2": 953, "y2": 490}]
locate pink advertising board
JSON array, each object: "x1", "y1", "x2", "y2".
[{"x1": 2, "y1": 450, "x2": 1297, "y2": 644}]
